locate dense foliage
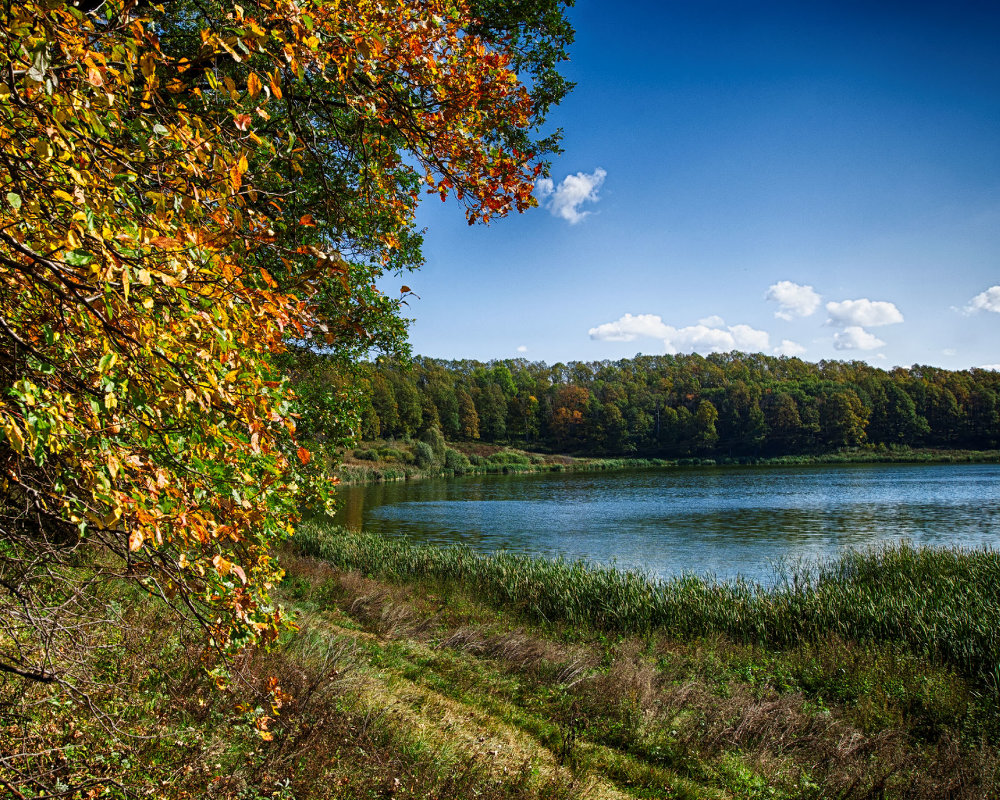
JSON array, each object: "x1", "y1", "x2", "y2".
[
  {"x1": 327, "y1": 352, "x2": 1000, "y2": 457},
  {"x1": 0, "y1": 0, "x2": 572, "y2": 689}
]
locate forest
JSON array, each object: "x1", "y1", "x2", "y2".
[{"x1": 290, "y1": 350, "x2": 1000, "y2": 458}]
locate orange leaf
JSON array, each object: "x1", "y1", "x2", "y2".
[
  {"x1": 212, "y1": 554, "x2": 232, "y2": 576},
  {"x1": 299, "y1": 214, "x2": 315, "y2": 226},
  {"x1": 297, "y1": 446, "x2": 311, "y2": 465}
]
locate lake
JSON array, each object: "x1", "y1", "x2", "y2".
[{"x1": 332, "y1": 462, "x2": 1000, "y2": 584}]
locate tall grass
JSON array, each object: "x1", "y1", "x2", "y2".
[{"x1": 294, "y1": 521, "x2": 1000, "y2": 697}]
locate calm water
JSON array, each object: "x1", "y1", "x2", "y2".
[{"x1": 333, "y1": 463, "x2": 1000, "y2": 584}]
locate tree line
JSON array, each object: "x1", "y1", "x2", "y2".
[{"x1": 291, "y1": 351, "x2": 1000, "y2": 457}]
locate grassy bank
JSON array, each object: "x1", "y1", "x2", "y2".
[
  {"x1": 6, "y1": 528, "x2": 1000, "y2": 798},
  {"x1": 283, "y1": 527, "x2": 1000, "y2": 797},
  {"x1": 333, "y1": 439, "x2": 1000, "y2": 485},
  {"x1": 335, "y1": 439, "x2": 676, "y2": 485},
  {"x1": 295, "y1": 523, "x2": 1000, "y2": 710}
]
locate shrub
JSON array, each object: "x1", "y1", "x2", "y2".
[
  {"x1": 420, "y1": 427, "x2": 447, "y2": 460},
  {"x1": 377, "y1": 447, "x2": 405, "y2": 462},
  {"x1": 444, "y1": 448, "x2": 472, "y2": 474},
  {"x1": 488, "y1": 450, "x2": 530, "y2": 466},
  {"x1": 414, "y1": 441, "x2": 436, "y2": 468}
]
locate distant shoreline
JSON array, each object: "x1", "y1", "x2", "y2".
[{"x1": 334, "y1": 443, "x2": 1000, "y2": 485}]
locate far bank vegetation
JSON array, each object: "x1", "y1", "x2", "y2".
[{"x1": 286, "y1": 351, "x2": 1000, "y2": 479}]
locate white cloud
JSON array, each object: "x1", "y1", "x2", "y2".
[
  {"x1": 825, "y1": 298, "x2": 904, "y2": 327},
  {"x1": 588, "y1": 313, "x2": 672, "y2": 342},
  {"x1": 728, "y1": 324, "x2": 771, "y2": 352},
  {"x1": 773, "y1": 339, "x2": 806, "y2": 357},
  {"x1": 698, "y1": 314, "x2": 725, "y2": 327},
  {"x1": 589, "y1": 314, "x2": 772, "y2": 355},
  {"x1": 534, "y1": 167, "x2": 607, "y2": 224},
  {"x1": 980, "y1": 364, "x2": 1000, "y2": 371},
  {"x1": 832, "y1": 326, "x2": 886, "y2": 351},
  {"x1": 516, "y1": 345, "x2": 528, "y2": 353},
  {"x1": 765, "y1": 281, "x2": 821, "y2": 320},
  {"x1": 942, "y1": 348, "x2": 957, "y2": 357},
  {"x1": 533, "y1": 178, "x2": 553, "y2": 200},
  {"x1": 965, "y1": 286, "x2": 1000, "y2": 313},
  {"x1": 665, "y1": 325, "x2": 741, "y2": 354}
]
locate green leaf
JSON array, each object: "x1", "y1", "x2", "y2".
[
  {"x1": 64, "y1": 249, "x2": 93, "y2": 266},
  {"x1": 98, "y1": 352, "x2": 118, "y2": 373},
  {"x1": 6, "y1": 191, "x2": 20, "y2": 211}
]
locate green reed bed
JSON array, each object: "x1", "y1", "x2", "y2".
[
  {"x1": 294, "y1": 521, "x2": 1000, "y2": 700},
  {"x1": 336, "y1": 456, "x2": 677, "y2": 485},
  {"x1": 756, "y1": 448, "x2": 1000, "y2": 466}
]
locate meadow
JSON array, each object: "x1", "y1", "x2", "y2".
[{"x1": 6, "y1": 520, "x2": 999, "y2": 799}]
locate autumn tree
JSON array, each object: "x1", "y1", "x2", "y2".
[
  {"x1": 550, "y1": 384, "x2": 589, "y2": 448},
  {"x1": 0, "y1": 0, "x2": 573, "y2": 699},
  {"x1": 457, "y1": 387, "x2": 481, "y2": 440},
  {"x1": 820, "y1": 390, "x2": 869, "y2": 448}
]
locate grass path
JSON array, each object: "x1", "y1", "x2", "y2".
[{"x1": 303, "y1": 603, "x2": 687, "y2": 798}]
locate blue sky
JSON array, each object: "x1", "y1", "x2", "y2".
[{"x1": 400, "y1": 0, "x2": 1000, "y2": 370}]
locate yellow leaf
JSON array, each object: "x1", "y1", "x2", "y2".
[
  {"x1": 129, "y1": 530, "x2": 144, "y2": 551},
  {"x1": 137, "y1": 269, "x2": 151, "y2": 285},
  {"x1": 140, "y1": 53, "x2": 157, "y2": 78},
  {"x1": 2, "y1": 416, "x2": 25, "y2": 454},
  {"x1": 247, "y1": 72, "x2": 262, "y2": 98}
]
